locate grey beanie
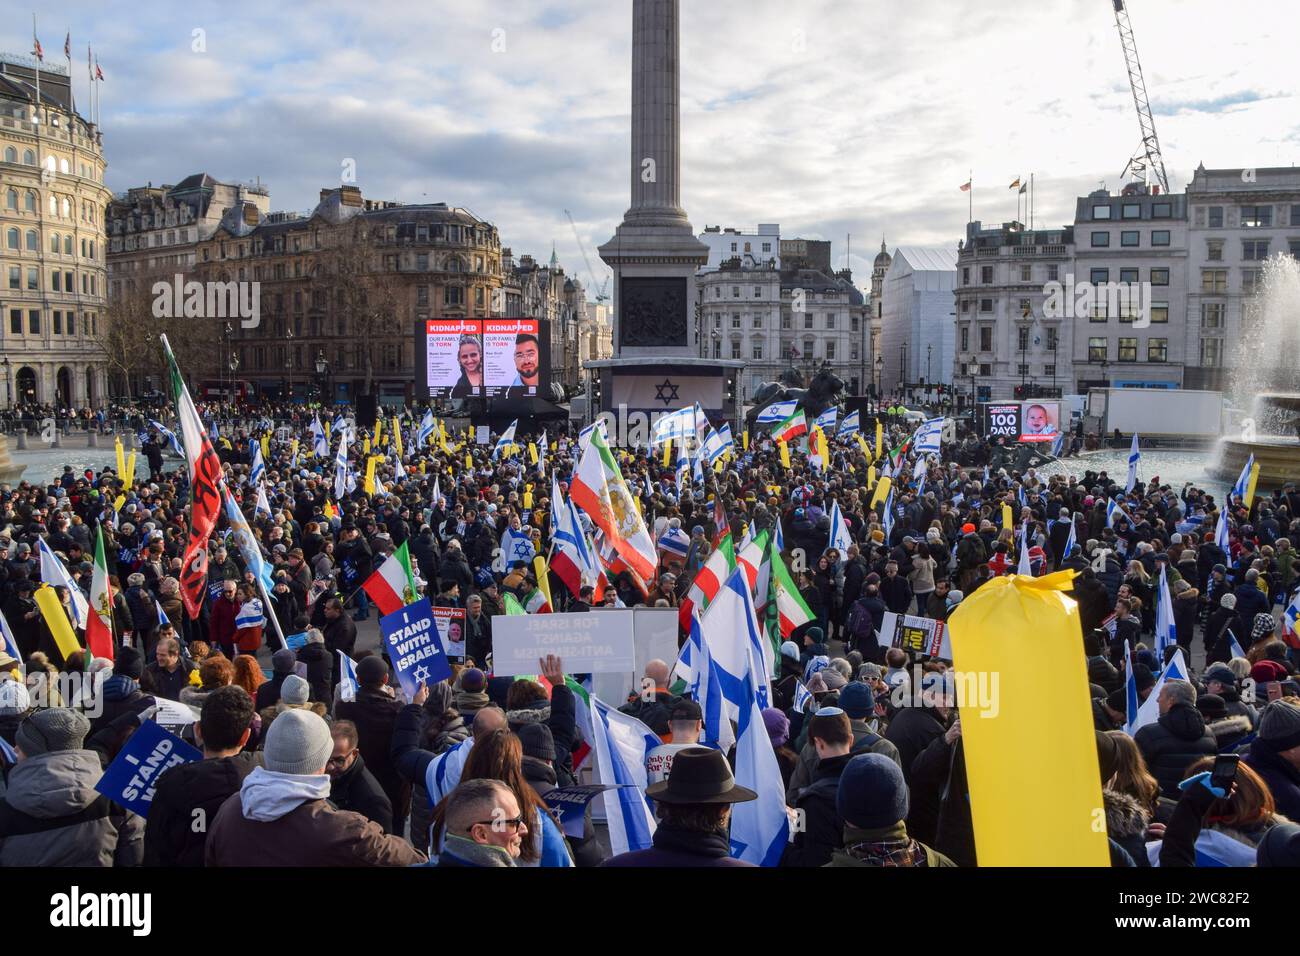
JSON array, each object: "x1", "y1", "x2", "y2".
[
  {"x1": 263, "y1": 708, "x2": 333, "y2": 775},
  {"x1": 280, "y1": 674, "x2": 310, "y2": 706},
  {"x1": 271, "y1": 648, "x2": 297, "y2": 674},
  {"x1": 1259, "y1": 700, "x2": 1300, "y2": 752},
  {"x1": 16, "y1": 708, "x2": 90, "y2": 756}
]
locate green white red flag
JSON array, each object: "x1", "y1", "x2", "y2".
[
  {"x1": 570, "y1": 426, "x2": 657, "y2": 581},
  {"x1": 86, "y1": 524, "x2": 115, "y2": 660},
  {"x1": 770, "y1": 408, "x2": 807, "y2": 443}
]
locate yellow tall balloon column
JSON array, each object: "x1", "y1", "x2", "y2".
[{"x1": 945, "y1": 571, "x2": 1110, "y2": 866}]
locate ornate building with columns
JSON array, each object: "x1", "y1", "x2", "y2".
[{"x1": 0, "y1": 55, "x2": 111, "y2": 408}]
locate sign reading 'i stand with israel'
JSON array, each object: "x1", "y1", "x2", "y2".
[{"x1": 380, "y1": 598, "x2": 452, "y2": 698}]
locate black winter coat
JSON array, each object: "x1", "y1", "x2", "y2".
[
  {"x1": 328, "y1": 753, "x2": 394, "y2": 834},
  {"x1": 296, "y1": 641, "x2": 333, "y2": 704},
  {"x1": 335, "y1": 687, "x2": 410, "y2": 825},
  {"x1": 1134, "y1": 703, "x2": 1218, "y2": 798},
  {"x1": 781, "y1": 752, "x2": 852, "y2": 867},
  {"x1": 143, "y1": 751, "x2": 260, "y2": 867},
  {"x1": 883, "y1": 706, "x2": 948, "y2": 783}
]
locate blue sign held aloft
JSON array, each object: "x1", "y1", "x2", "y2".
[
  {"x1": 94, "y1": 720, "x2": 202, "y2": 818},
  {"x1": 542, "y1": 784, "x2": 630, "y2": 839},
  {"x1": 380, "y1": 597, "x2": 452, "y2": 699}
]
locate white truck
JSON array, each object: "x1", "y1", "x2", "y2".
[{"x1": 1086, "y1": 387, "x2": 1224, "y2": 440}]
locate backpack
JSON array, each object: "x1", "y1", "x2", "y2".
[{"x1": 846, "y1": 600, "x2": 875, "y2": 644}]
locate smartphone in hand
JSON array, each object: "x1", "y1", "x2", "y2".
[{"x1": 1210, "y1": 754, "x2": 1240, "y2": 793}]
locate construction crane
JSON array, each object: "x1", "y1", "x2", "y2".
[
  {"x1": 564, "y1": 210, "x2": 610, "y2": 302},
  {"x1": 1110, "y1": 0, "x2": 1171, "y2": 195}
]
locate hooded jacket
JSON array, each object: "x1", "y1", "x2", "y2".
[
  {"x1": 1104, "y1": 788, "x2": 1152, "y2": 867},
  {"x1": 204, "y1": 766, "x2": 424, "y2": 867},
  {"x1": 0, "y1": 749, "x2": 143, "y2": 867},
  {"x1": 328, "y1": 752, "x2": 393, "y2": 834},
  {"x1": 1134, "y1": 703, "x2": 1218, "y2": 797}
]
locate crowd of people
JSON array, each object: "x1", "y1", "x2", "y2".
[{"x1": 1, "y1": 395, "x2": 1300, "y2": 868}]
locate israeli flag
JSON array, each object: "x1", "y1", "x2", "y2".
[
  {"x1": 0, "y1": 608, "x2": 23, "y2": 662},
  {"x1": 393, "y1": 454, "x2": 407, "y2": 482},
  {"x1": 772, "y1": 515, "x2": 784, "y2": 553},
  {"x1": 1063, "y1": 514, "x2": 1078, "y2": 557},
  {"x1": 38, "y1": 538, "x2": 88, "y2": 627},
  {"x1": 1154, "y1": 565, "x2": 1177, "y2": 655},
  {"x1": 1017, "y1": 523, "x2": 1033, "y2": 576},
  {"x1": 1125, "y1": 433, "x2": 1140, "y2": 493},
  {"x1": 589, "y1": 696, "x2": 659, "y2": 857},
  {"x1": 501, "y1": 527, "x2": 536, "y2": 567},
  {"x1": 1123, "y1": 640, "x2": 1139, "y2": 735},
  {"x1": 913, "y1": 456, "x2": 928, "y2": 481},
  {"x1": 792, "y1": 680, "x2": 813, "y2": 715},
  {"x1": 311, "y1": 415, "x2": 329, "y2": 458},
  {"x1": 148, "y1": 419, "x2": 183, "y2": 456},
  {"x1": 718, "y1": 423, "x2": 735, "y2": 455},
  {"x1": 417, "y1": 410, "x2": 436, "y2": 449},
  {"x1": 579, "y1": 418, "x2": 609, "y2": 450},
  {"x1": 1145, "y1": 829, "x2": 1258, "y2": 868},
  {"x1": 255, "y1": 482, "x2": 273, "y2": 518},
  {"x1": 333, "y1": 431, "x2": 350, "y2": 501},
  {"x1": 208, "y1": 419, "x2": 220, "y2": 441},
  {"x1": 1106, "y1": 498, "x2": 1134, "y2": 529},
  {"x1": 692, "y1": 447, "x2": 705, "y2": 485},
  {"x1": 249, "y1": 441, "x2": 266, "y2": 485},
  {"x1": 882, "y1": 489, "x2": 895, "y2": 541},
  {"x1": 756, "y1": 399, "x2": 798, "y2": 425},
  {"x1": 1231, "y1": 454, "x2": 1255, "y2": 502},
  {"x1": 1017, "y1": 485, "x2": 1027, "y2": 510},
  {"x1": 729, "y1": 648, "x2": 790, "y2": 866},
  {"x1": 338, "y1": 651, "x2": 360, "y2": 703},
  {"x1": 913, "y1": 417, "x2": 944, "y2": 454},
  {"x1": 155, "y1": 599, "x2": 170, "y2": 628},
  {"x1": 1127, "y1": 648, "x2": 1188, "y2": 735},
  {"x1": 689, "y1": 612, "x2": 736, "y2": 753},
  {"x1": 838, "y1": 409, "x2": 860, "y2": 438},
  {"x1": 333, "y1": 415, "x2": 347, "y2": 435},
  {"x1": 493, "y1": 420, "x2": 519, "y2": 459},
  {"x1": 814, "y1": 407, "x2": 837, "y2": 432},
  {"x1": 1213, "y1": 509, "x2": 1231, "y2": 553},
  {"x1": 701, "y1": 427, "x2": 729, "y2": 465},
  {"x1": 828, "y1": 499, "x2": 853, "y2": 553},
  {"x1": 1050, "y1": 430, "x2": 1065, "y2": 457},
  {"x1": 1226, "y1": 629, "x2": 1247, "y2": 661},
  {"x1": 652, "y1": 404, "x2": 703, "y2": 448}
]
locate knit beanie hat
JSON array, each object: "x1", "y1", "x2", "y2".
[
  {"x1": 762, "y1": 707, "x2": 790, "y2": 748},
  {"x1": 272, "y1": 648, "x2": 297, "y2": 675},
  {"x1": 837, "y1": 752, "x2": 909, "y2": 829},
  {"x1": 780, "y1": 641, "x2": 800, "y2": 662},
  {"x1": 822, "y1": 669, "x2": 847, "y2": 691},
  {"x1": 0, "y1": 678, "x2": 31, "y2": 716},
  {"x1": 1257, "y1": 822, "x2": 1300, "y2": 867},
  {"x1": 263, "y1": 708, "x2": 333, "y2": 775},
  {"x1": 16, "y1": 708, "x2": 90, "y2": 756},
  {"x1": 280, "y1": 674, "x2": 310, "y2": 706},
  {"x1": 517, "y1": 723, "x2": 556, "y2": 763},
  {"x1": 459, "y1": 668, "x2": 487, "y2": 693},
  {"x1": 115, "y1": 645, "x2": 144, "y2": 680},
  {"x1": 356, "y1": 656, "x2": 388, "y2": 686},
  {"x1": 1250, "y1": 660, "x2": 1288, "y2": 685},
  {"x1": 1259, "y1": 699, "x2": 1300, "y2": 752},
  {"x1": 858, "y1": 662, "x2": 883, "y2": 681},
  {"x1": 839, "y1": 681, "x2": 875, "y2": 719}
]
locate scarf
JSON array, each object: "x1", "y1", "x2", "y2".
[
  {"x1": 455, "y1": 689, "x2": 489, "y2": 712},
  {"x1": 440, "y1": 834, "x2": 516, "y2": 867}
]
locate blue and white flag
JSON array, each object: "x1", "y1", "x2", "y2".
[
  {"x1": 828, "y1": 499, "x2": 853, "y2": 553},
  {"x1": 718, "y1": 423, "x2": 735, "y2": 456},
  {"x1": 333, "y1": 431, "x2": 349, "y2": 501},
  {"x1": 674, "y1": 442, "x2": 691, "y2": 494},
  {"x1": 1226, "y1": 629, "x2": 1247, "y2": 661},
  {"x1": 652, "y1": 403, "x2": 704, "y2": 449},
  {"x1": 756, "y1": 399, "x2": 798, "y2": 425},
  {"x1": 1155, "y1": 564, "x2": 1176, "y2": 655},
  {"x1": 1125, "y1": 433, "x2": 1140, "y2": 493},
  {"x1": 792, "y1": 679, "x2": 813, "y2": 715},
  {"x1": 701, "y1": 426, "x2": 730, "y2": 465},
  {"x1": 589, "y1": 696, "x2": 658, "y2": 857},
  {"x1": 1106, "y1": 497, "x2": 1135, "y2": 529},
  {"x1": 1127, "y1": 648, "x2": 1188, "y2": 736},
  {"x1": 254, "y1": 482, "x2": 273, "y2": 518},
  {"x1": 1050, "y1": 430, "x2": 1065, "y2": 457},
  {"x1": 729, "y1": 648, "x2": 790, "y2": 866},
  {"x1": 493, "y1": 420, "x2": 519, "y2": 459},
  {"x1": 208, "y1": 419, "x2": 220, "y2": 441},
  {"x1": 689, "y1": 611, "x2": 737, "y2": 753},
  {"x1": 1231, "y1": 454, "x2": 1255, "y2": 502},
  {"x1": 155, "y1": 599, "x2": 170, "y2": 628},
  {"x1": 1063, "y1": 514, "x2": 1077, "y2": 557},
  {"x1": 913, "y1": 417, "x2": 944, "y2": 455},
  {"x1": 148, "y1": 419, "x2": 183, "y2": 456},
  {"x1": 699, "y1": 566, "x2": 774, "y2": 713},
  {"x1": 417, "y1": 410, "x2": 436, "y2": 449},
  {"x1": 222, "y1": 486, "x2": 274, "y2": 594},
  {"x1": 1145, "y1": 829, "x2": 1257, "y2": 868},
  {"x1": 838, "y1": 409, "x2": 861, "y2": 438},
  {"x1": 501, "y1": 526, "x2": 536, "y2": 567},
  {"x1": 882, "y1": 489, "x2": 895, "y2": 541},
  {"x1": 0, "y1": 607, "x2": 22, "y2": 663},
  {"x1": 311, "y1": 415, "x2": 329, "y2": 458},
  {"x1": 338, "y1": 650, "x2": 360, "y2": 703},
  {"x1": 333, "y1": 414, "x2": 347, "y2": 434},
  {"x1": 1017, "y1": 485, "x2": 1027, "y2": 510},
  {"x1": 536, "y1": 429, "x2": 548, "y2": 476},
  {"x1": 657, "y1": 526, "x2": 691, "y2": 561},
  {"x1": 38, "y1": 538, "x2": 88, "y2": 627},
  {"x1": 1123, "y1": 639, "x2": 1139, "y2": 735},
  {"x1": 249, "y1": 440, "x2": 266, "y2": 485},
  {"x1": 814, "y1": 407, "x2": 837, "y2": 432},
  {"x1": 1214, "y1": 509, "x2": 1231, "y2": 553},
  {"x1": 579, "y1": 418, "x2": 609, "y2": 450},
  {"x1": 772, "y1": 514, "x2": 784, "y2": 553},
  {"x1": 692, "y1": 447, "x2": 705, "y2": 486},
  {"x1": 1017, "y1": 523, "x2": 1033, "y2": 576}
]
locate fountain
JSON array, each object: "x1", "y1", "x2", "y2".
[{"x1": 1213, "y1": 254, "x2": 1300, "y2": 487}]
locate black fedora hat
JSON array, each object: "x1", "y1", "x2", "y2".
[{"x1": 645, "y1": 747, "x2": 757, "y2": 804}]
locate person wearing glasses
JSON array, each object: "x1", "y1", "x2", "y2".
[
  {"x1": 422, "y1": 779, "x2": 529, "y2": 867},
  {"x1": 326, "y1": 720, "x2": 394, "y2": 834}
]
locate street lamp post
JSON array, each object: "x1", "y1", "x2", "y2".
[
  {"x1": 968, "y1": 360, "x2": 980, "y2": 414},
  {"x1": 286, "y1": 327, "x2": 295, "y2": 401},
  {"x1": 315, "y1": 351, "x2": 329, "y2": 406},
  {"x1": 898, "y1": 343, "x2": 906, "y2": 402},
  {"x1": 873, "y1": 355, "x2": 883, "y2": 413}
]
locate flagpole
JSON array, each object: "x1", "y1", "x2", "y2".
[
  {"x1": 1030, "y1": 173, "x2": 1035, "y2": 230},
  {"x1": 968, "y1": 169, "x2": 972, "y2": 222},
  {"x1": 32, "y1": 16, "x2": 41, "y2": 137}
]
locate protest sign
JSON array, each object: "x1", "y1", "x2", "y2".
[
  {"x1": 95, "y1": 720, "x2": 202, "y2": 818},
  {"x1": 476, "y1": 425, "x2": 490, "y2": 445},
  {"x1": 433, "y1": 605, "x2": 468, "y2": 660},
  {"x1": 877, "y1": 611, "x2": 951, "y2": 661},
  {"x1": 491, "y1": 609, "x2": 635, "y2": 676},
  {"x1": 154, "y1": 697, "x2": 200, "y2": 729},
  {"x1": 543, "y1": 784, "x2": 630, "y2": 839},
  {"x1": 381, "y1": 598, "x2": 452, "y2": 697}
]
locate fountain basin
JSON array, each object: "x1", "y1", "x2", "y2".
[{"x1": 1213, "y1": 436, "x2": 1300, "y2": 488}]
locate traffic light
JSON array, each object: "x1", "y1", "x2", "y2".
[{"x1": 1014, "y1": 385, "x2": 1025, "y2": 399}]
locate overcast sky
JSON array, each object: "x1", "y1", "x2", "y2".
[{"x1": 9, "y1": 1, "x2": 1298, "y2": 291}]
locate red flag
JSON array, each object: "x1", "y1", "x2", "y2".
[
  {"x1": 64, "y1": 32, "x2": 70, "y2": 59},
  {"x1": 32, "y1": 37, "x2": 43, "y2": 61},
  {"x1": 95, "y1": 60, "x2": 103, "y2": 81}
]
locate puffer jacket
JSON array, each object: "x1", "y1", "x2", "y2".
[
  {"x1": 0, "y1": 749, "x2": 143, "y2": 866},
  {"x1": 1134, "y1": 703, "x2": 1218, "y2": 797}
]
